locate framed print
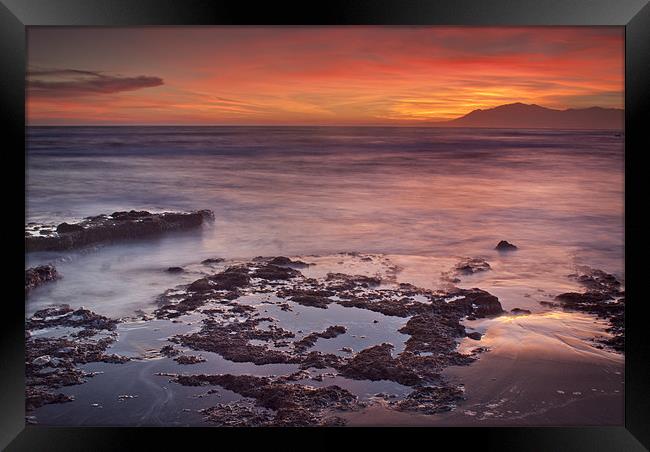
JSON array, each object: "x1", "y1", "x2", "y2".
[{"x1": 1, "y1": 0, "x2": 649, "y2": 449}]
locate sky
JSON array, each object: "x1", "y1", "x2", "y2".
[{"x1": 26, "y1": 27, "x2": 624, "y2": 126}]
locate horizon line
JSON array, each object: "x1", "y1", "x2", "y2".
[
  {"x1": 27, "y1": 103, "x2": 624, "y2": 128},
  {"x1": 26, "y1": 124, "x2": 625, "y2": 132}
]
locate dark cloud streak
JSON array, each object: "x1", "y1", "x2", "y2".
[{"x1": 27, "y1": 68, "x2": 163, "y2": 97}]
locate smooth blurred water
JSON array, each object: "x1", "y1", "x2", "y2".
[
  {"x1": 26, "y1": 126, "x2": 624, "y2": 316},
  {"x1": 25, "y1": 126, "x2": 625, "y2": 426}
]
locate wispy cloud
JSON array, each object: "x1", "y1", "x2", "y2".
[
  {"x1": 26, "y1": 27, "x2": 623, "y2": 125},
  {"x1": 27, "y1": 68, "x2": 163, "y2": 97}
]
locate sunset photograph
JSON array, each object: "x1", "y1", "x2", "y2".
[{"x1": 24, "y1": 26, "x2": 625, "y2": 427}]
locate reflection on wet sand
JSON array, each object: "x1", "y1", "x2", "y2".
[{"x1": 343, "y1": 310, "x2": 623, "y2": 426}]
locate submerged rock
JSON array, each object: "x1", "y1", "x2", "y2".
[
  {"x1": 26, "y1": 209, "x2": 214, "y2": 252},
  {"x1": 201, "y1": 257, "x2": 225, "y2": 265},
  {"x1": 454, "y1": 258, "x2": 491, "y2": 275}
]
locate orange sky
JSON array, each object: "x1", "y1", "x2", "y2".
[{"x1": 26, "y1": 27, "x2": 624, "y2": 125}]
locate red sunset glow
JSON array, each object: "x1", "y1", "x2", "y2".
[{"x1": 27, "y1": 27, "x2": 624, "y2": 125}]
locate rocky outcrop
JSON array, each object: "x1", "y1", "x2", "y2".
[
  {"x1": 556, "y1": 268, "x2": 625, "y2": 352},
  {"x1": 495, "y1": 240, "x2": 518, "y2": 251},
  {"x1": 26, "y1": 209, "x2": 214, "y2": 252},
  {"x1": 25, "y1": 265, "x2": 59, "y2": 293}
]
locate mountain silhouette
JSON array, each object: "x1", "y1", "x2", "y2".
[{"x1": 444, "y1": 102, "x2": 623, "y2": 130}]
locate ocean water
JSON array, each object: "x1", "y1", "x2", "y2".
[
  {"x1": 25, "y1": 126, "x2": 625, "y2": 425},
  {"x1": 26, "y1": 126, "x2": 624, "y2": 313}
]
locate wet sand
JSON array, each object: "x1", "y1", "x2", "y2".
[{"x1": 342, "y1": 312, "x2": 624, "y2": 426}]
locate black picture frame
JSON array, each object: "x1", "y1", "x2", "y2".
[{"x1": 2, "y1": 0, "x2": 648, "y2": 449}]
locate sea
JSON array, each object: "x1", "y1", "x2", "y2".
[{"x1": 25, "y1": 126, "x2": 625, "y2": 425}]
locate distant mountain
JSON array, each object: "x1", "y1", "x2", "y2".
[{"x1": 443, "y1": 103, "x2": 623, "y2": 130}]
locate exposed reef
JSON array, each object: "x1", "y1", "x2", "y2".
[
  {"x1": 148, "y1": 255, "x2": 506, "y2": 424},
  {"x1": 25, "y1": 305, "x2": 128, "y2": 412},
  {"x1": 27, "y1": 252, "x2": 622, "y2": 426}
]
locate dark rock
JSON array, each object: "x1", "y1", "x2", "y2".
[
  {"x1": 447, "y1": 288, "x2": 504, "y2": 317},
  {"x1": 539, "y1": 301, "x2": 559, "y2": 308},
  {"x1": 290, "y1": 294, "x2": 331, "y2": 309},
  {"x1": 160, "y1": 345, "x2": 181, "y2": 357},
  {"x1": 299, "y1": 351, "x2": 343, "y2": 370},
  {"x1": 454, "y1": 258, "x2": 491, "y2": 275},
  {"x1": 169, "y1": 373, "x2": 357, "y2": 426},
  {"x1": 26, "y1": 209, "x2": 214, "y2": 252},
  {"x1": 466, "y1": 332, "x2": 482, "y2": 340},
  {"x1": 26, "y1": 305, "x2": 118, "y2": 331},
  {"x1": 26, "y1": 387, "x2": 74, "y2": 411},
  {"x1": 495, "y1": 240, "x2": 518, "y2": 251},
  {"x1": 56, "y1": 222, "x2": 84, "y2": 233},
  {"x1": 202, "y1": 258, "x2": 225, "y2": 265},
  {"x1": 326, "y1": 273, "x2": 381, "y2": 288},
  {"x1": 25, "y1": 265, "x2": 59, "y2": 293},
  {"x1": 167, "y1": 267, "x2": 184, "y2": 273},
  {"x1": 510, "y1": 308, "x2": 532, "y2": 315},
  {"x1": 396, "y1": 386, "x2": 465, "y2": 414},
  {"x1": 187, "y1": 278, "x2": 213, "y2": 292},
  {"x1": 294, "y1": 326, "x2": 347, "y2": 352},
  {"x1": 174, "y1": 317, "x2": 297, "y2": 365},
  {"x1": 199, "y1": 400, "x2": 275, "y2": 426},
  {"x1": 209, "y1": 267, "x2": 251, "y2": 290},
  {"x1": 338, "y1": 344, "x2": 422, "y2": 386},
  {"x1": 268, "y1": 256, "x2": 310, "y2": 267},
  {"x1": 556, "y1": 268, "x2": 624, "y2": 352},
  {"x1": 25, "y1": 307, "x2": 128, "y2": 411},
  {"x1": 252, "y1": 264, "x2": 301, "y2": 281},
  {"x1": 174, "y1": 354, "x2": 207, "y2": 365}
]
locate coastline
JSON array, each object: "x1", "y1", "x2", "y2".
[{"x1": 24, "y1": 212, "x2": 625, "y2": 426}]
